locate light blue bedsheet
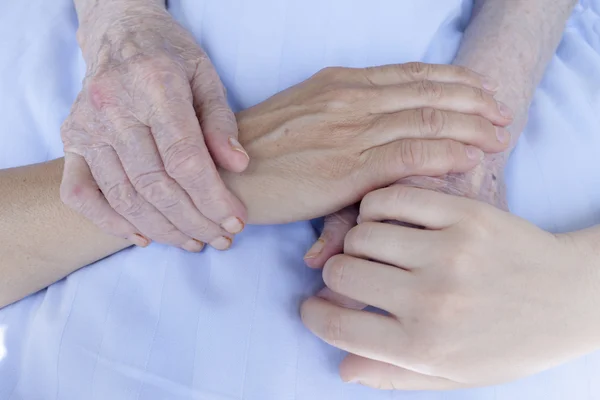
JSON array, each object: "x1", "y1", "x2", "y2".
[{"x1": 0, "y1": 1, "x2": 599, "y2": 399}]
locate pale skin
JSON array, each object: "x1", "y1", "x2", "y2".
[
  {"x1": 302, "y1": 186, "x2": 600, "y2": 389},
  {"x1": 69, "y1": 0, "x2": 248, "y2": 251},
  {"x1": 300, "y1": 0, "x2": 599, "y2": 390},
  {"x1": 0, "y1": 63, "x2": 510, "y2": 308}
]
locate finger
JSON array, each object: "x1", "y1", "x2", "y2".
[
  {"x1": 192, "y1": 59, "x2": 249, "y2": 173},
  {"x1": 361, "y1": 62, "x2": 498, "y2": 93},
  {"x1": 366, "y1": 81, "x2": 512, "y2": 126},
  {"x1": 322, "y1": 254, "x2": 415, "y2": 312},
  {"x1": 359, "y1": 185, "x2": 473, "y2": 229},
  {"x1": 149, "y1": 98, "x2": 247, "y2": 229},
  {"x1": 112, "y1": 123, "x2": 234, "y2": 248},
  {"x1": 316, "y1": 287, "x2": 367, "y2": 311},
  {"x1": 86, "y1": 146, "x2": 205, "y2": 252},
  {"x1": 343, "y1": 223, "x2": 438, "y2": 269},
  {"x1": 340, "y1": 355, "x2": 465, "y2": 390},
  {"x1": 304, "y1": 205, "x2": 359, "y2": 269},
  {"x1": 301, "y1": 297, "x2": 408, "y2": 366},
  {"x1": 364, "y1": 109, "x2": 511, "y2": 154},
  {"x1": 361, "y1": 138, "x2": 483, "y2": 190},
  {"x1": 61, "y1": 152, "x2": 149, "y2": 248}
]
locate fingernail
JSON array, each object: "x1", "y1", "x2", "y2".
[
  {"x1": 497, "y1": 101, "x2": 513, "y2": 119},
  {"x1": 183, "y1": 239, "x2": 205, "y2": 252},
  {"x1": 482, "y1": 77, "x2": 499, "y2": 92},
  {"x1": 210, "y1": 236, "x2": 232, "y2": 251},
  {"x1": 131, "y1": 233, "x2": 150, "y2": 247},
  {"x1": 304, "y1": 238, "x2": 325, "y2": 259},
  {"x1": 221, "y1": 216, "x2": 245, "y2": 234},
  {"x1": 496, "y1": 126, "x2": 510, "y2": 143},
  {"x1": 466, "y1": 146, "x2": 484, "y2": 161},
  {"x1": 229, "y1": 137, "x2": 249, "y2": 160}
]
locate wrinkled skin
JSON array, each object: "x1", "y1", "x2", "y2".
[
  {"x1": 62, "y1": 2, "x2": 248, "y2": 252},
  {"x1": 301, "y1": 186, "x2": 600, "y2": 390},
  {"x1": 224, "y1": 63, "x2": 513, "y2": 224},
  {"x1": 304, "y1": 64, "x2": 514, "y2": 268}
]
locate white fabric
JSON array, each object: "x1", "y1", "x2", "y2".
[{"x1": 1, "y1": 0, "x2": 600, "y2": 399}]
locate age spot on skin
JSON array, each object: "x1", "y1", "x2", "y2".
[{"x1": 88, "y1": 83, "x2": 112, "y2": 111}]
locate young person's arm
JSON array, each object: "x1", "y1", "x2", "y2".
[{"x1": 0, "y1": 63, "x2": 509, "y2": 308}]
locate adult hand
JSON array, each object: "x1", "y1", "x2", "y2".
[
  {"x1": 61, "y1": 1, "x2": 248, "y2": 252},
  {"x1": 301, "y1": 186, "x2": 600, "y2": 389},
  {"x1": 224, "y1": 63, "x2": 512, "y2": 224},
  {"x1": 303, "y1": 63, "x2": 513, "y2": 266}
]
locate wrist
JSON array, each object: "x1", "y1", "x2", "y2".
[
  {"x1": 556, "y1": 227, "x2": 600, "y2": 344},
  {"x1": 75, "y1": 0, "x2": 167, "y2": 57}
]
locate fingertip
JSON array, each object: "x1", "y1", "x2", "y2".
[{"x1": 304, "y1": 238, "x2": 326, "y2": 261}]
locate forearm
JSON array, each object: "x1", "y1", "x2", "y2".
[
  {"x1": 398, "y1": 0, "x2": 577, "y2": 208},
  {"x1": 0, "y1": 155, "x2": 287, "y2": 307},
  {"x1": 0, "y1": 159, "x2": 128, "y2": 307},
  {"x1": 454, "y1": 0, "x2": 576, "y2": 147}
]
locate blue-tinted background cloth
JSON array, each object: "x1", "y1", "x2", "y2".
[{"x1": 1, "y1": 1, "x2": 600, "y2": 399}]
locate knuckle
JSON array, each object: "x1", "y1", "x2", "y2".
[
  {"x1": 417, "y1": 80, "x2": 443, "y2": 100},
  {"x1": 400, "y1": 140, "x2": 426, "y2": 169},
  {"x1": 403, "y1": 62, "x2": 430, "y2": 81},
  {"x1": 314, "y1": 66, "x2": 347, "y2": 82},
  {"x1": 133, "y1": 172, "x2": 179, "y2": 209},
  {"x1": 390, "y1": 185, "x2": 415, "y2": 206},
  {"x1": 199, "y1": 100, "x2": 236, "y2": 127},
  {"x1": 417, "y1": 107, "x2": 445, "y2": 137},
  {"x1": 442, "y1": 140, "x2": 459, "y2": 164},
  {"x1": 323, "y1": 312, "x2": 345, "y2": 347},
  {"x1": 475, "y1": 115, "x2": 492, "y2": 136},
  {"x1": 453, "y1": 65, "x2": 473, "y2": 79},
  {"x1": 104, "y1": 183, "x2": 142, "y2": 217},
  {"x1": 322, "y1": 255, "x2": 348, "y2": 292},
  {"x1": 471, "y1": 86, "x2": 487, "y2": 102},
  {"x1": 163, "y1": 142, "x2": 207, "y2": 180},
  {"x1": 359, "y1": 191, "x2": 377, "y2": 215},
  {"x1": 343, "y1": 223, "x2": 373, "y2": 252}
]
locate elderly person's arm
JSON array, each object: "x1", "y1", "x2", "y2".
[
  {"x1": 70, "y1": 0, "x2": 249, "y2": 251},
  {"x1": 400, "y1": 0, "x2": 578, "y2": 207},
  {"x1": 305, "y1": 0, "x2": 578, "y2": 266},
  {"x1": 0, "y1": 63, "x2": 510, "y2": 308}
]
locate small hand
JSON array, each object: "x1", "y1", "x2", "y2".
[
  {"x1": 301, "y1": 186, "x2": 600, "y2": 390},
  {"x1": 227, "y1": 63, "x2": 512, "y2": 225},
  {"x1": 61, "y1": 3, "x2": 247, "y2": 251}
]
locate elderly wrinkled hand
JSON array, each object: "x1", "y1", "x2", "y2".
[
  {"x1": 61, "y1": 1, "x2": 248, "y2": 252},
  {"x1": 302, "y1": 186, "x2": 600, "y2": 390},
  {"x1": 225, "y1": 63, "x2": 512, "y2": 224}
]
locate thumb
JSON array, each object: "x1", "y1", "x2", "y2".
[
  {"x1": 340, "y1": 354, "x2": 463, "y2": 390},
  {"x1": 304, "y1": 205, "x2": 359, "y2": 269},
  {"x1": 192, "y1": 62, "x2": 249, "y2": 173}
]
